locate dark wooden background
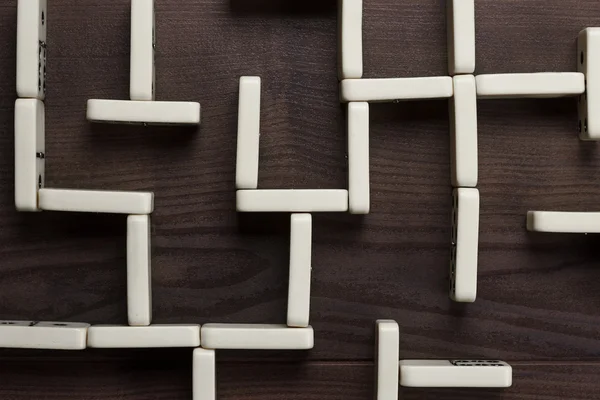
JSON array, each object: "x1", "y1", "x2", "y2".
[{"x1": 1, "y1": 0, "x2": 600, "y2": 398}]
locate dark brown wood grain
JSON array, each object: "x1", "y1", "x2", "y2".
[{"x1": 1, "y1": 0, "x2": 600, "y2": 397}]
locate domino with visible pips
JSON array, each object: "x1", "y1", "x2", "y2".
[
  {"x1": 476, "y1": 73, "x2": 585, "y2": 99},
  {"x1": 130, "y1": 0, "x2": 155, "y2": 101},
  {"x1": 450, "y1": 188, "x2": 479, "y2": 302},
  {"x1": 0, "y1": 321, "x2": 89, "y2": 350},
  {"x1": 527, "y1": 211, "x2": 600, "y2": 233},
  {"x1": 578, "y1": 28, "x2": 600, "y2": 140},
  {"x1": 447, "y1": 0, "x2": 475, "y2": 75},
  {"x1": 193, "y1": 348, "x2": 216, "y2": 400},
  {"x1": 340, "y1": 77, "x2": 454, "y2": 102},
  {"x1": 201, "y1": 324, "x2": 314, "y2": 350},
  {"x1": 17, "y1": 0, "x2": 47, "y2": 99},
  {"x1": 127, "y1": 215, "x2": 152, "y2": 326},
  {"x1": 236, "y1": 189, "x2": 349, "y2": 213},
  {"x1": 236, "y1": 76, "x2": 261, "y2": 189},
  {"x1": 86, "y1": 99, "x2": 201, "y2": 125},
  {"x1": 348, "y1": 102, "x2": 370, "y2": 214},
  {"x1": 450, "y1": 75, "x2": 478, "y2": 187},
  {"x1": 287, "y1": 214, "x2": 312, "y2": 328},
  {"x1": 39, "y1": 188, "x2": 154, "y2": 214},
  {"x1": 87, "y1": 324, "x2": 201, "y2": 348},
  {"x1": 15, "y1": 99, "x2": 45, "y2": 212},
  {"x1": 338, "y1": 0, "x2": 363, "y2": 79},
  {"x1": 399, "y1": 360, "x2": 512, "y2": 388},
  {"x1": 375, "y1": 320, "x2": 399, "y2": 400}
]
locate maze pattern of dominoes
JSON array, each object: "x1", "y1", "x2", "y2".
[{"x1": 8, "y1": 0, "x2": 600, "y2": 397}]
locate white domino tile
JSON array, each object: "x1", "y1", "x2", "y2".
[
  {"x1": 39, "y1": 188, "x2": 154, "y2": 214},
  {"x1": 236, "y1": 190, "x2": 349, "y2": 213},
  {"x1": 578, "y1": 28, "x2": 600, "y2": 140},
  {"x1": 338, "y1": 0, "x2": 363, "y2": 79},
  {"x1": 340, "y1": 77, "x2": 454, "y2": 102},
  {"x1": 87, "y1": 324, "x2": 201, "y2": 348},
  {"x1": 130, "y1": 0, "x2": 155, "y2": 101},
  {"x1": 201, "y1": 324, "x2": 314, "y2": 350},
  {"x1": 476, "y1": 72, "x2": 585, "y2": 99},
  {"x1": 86, "y1": 99, "x2": 201, "y2": 125},
  {"x1": 0, "y1": 321, "x2": 89, "y2": 350},
  {"x1": 399, "y1": 360, "x2": 512, "y2": 388},
  {"x1": 375, "y1": 320, "x2": 399, "y2": 400},
  {"x1": 127, "y1": 215, "x2": 152, "y2": 326},
  {"x1": 450, "y1": 75, "x2": 478, "y2": 188},
  {"x1": 348, "y1": 102, "x2": 370, "y2": 214},
  {"x1": 236, "y1": 76, "x2": 261, "y2": 189},
  {"x1": 16, "y1": 0, "x2": 47, "y2": 99},
  {"x1": 450, "y1": 188, "x2": 480, "y2": 303},
  {"x1": 287, "y1": 214, "x2": 313, "y2": 328},
  {"x1": 527, "y1": 211, "x2": 600, "y2": 234},
  {"x1": 193, "y1": 348, "x2": 216, "y2": 400},
  {"x1": 15, "y1": 99, "x2": 45, "y2": 212},
  {"x1": 447, "y1": 0, "x2": 475, "y2": 75}
]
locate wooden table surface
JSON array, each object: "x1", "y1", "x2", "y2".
[{"x1": 1, "y1": 0, "x2": 600, "y2": 398}]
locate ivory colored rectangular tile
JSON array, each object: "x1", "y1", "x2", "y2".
[
  {"x1": 450, "y1": 75, "x2": 478, "y2": 187},
  {"x1": 16, "y1": 0, "x2": 47, "y2": 99},
  {"x1": 236, "y1": 76, "x2": 261, "y2": 189},
  {"x1": 39, "y1": 188, "x2": 154, "y2": 214},
  {"x1": 0, "y1": 321, "x2": 89, "y2": 350},
  {"x1": 201, "y1": 324, "x2": 314, "y2": 350},
  {"x1": 193, "y1": 348, "x2": 216, "y2": 400},
  {"x1": 127, "y1": 215, "x2": 152, "y2": 326},
  {"x1": 527, "y1": 211, "x2": 600, "y2": 233},
  {"x1": 450, "y1": 188, "x2": 479, "y2": 302},
  {"x1": 340, "y1": 77, "x2": 454, "y2": 102},
  {"x1": 447, "y1": 0, "x2": 475, "y2": 75},
  {"x1": 476, "y1": 72, "x2": 585, "y2": 99},
  {"x1": 236, "y1": 190, "x2": 349, "y2": 212},
  {"x1": 87, "y1": 99, "x2": 201, "y2": 125},
  {"x1": 338, "y1": 0, "x2": 363, "y2": 79},
  {"x1": 15, "y1": 99, "x2": 45, "y2": 212},
  {"x1": 375, "y1": 320, "x2": 399, "y2": 400},
  {"x1": 87, "y1": 324, "x2": 200, "y2": 348},
  {"x1": 130, "y1": 0, "x2": 155, "y2": 101},
  {"x1": 348, "y1": 102, "x2": 370, "y2": 214},
  {"x1": 399, "y1": 360, "x2": 512, "y2": 388},
  {"x1": 578, "y1": 28, "x2": 600, "y2": 140},
  {"x1": 287, "y1": 214, "x2": 312, "y2": 327}
]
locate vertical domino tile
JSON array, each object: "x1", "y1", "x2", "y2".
[
  {"x1": 193, "y1": 348, "x2": 216, "y2": 400},
  {"x1": 447, "y1": 0, "x2": 476, "y2": 75},
  {"x1": 287, "y1": 214, "x2": 313, "y2": 327},
  {"x1": 348, "y1": 102, "x2": 370, "y2": 214},
  {"x1": 127, "y1": 215, "x2": 152, "y2": 326},
  {"x1": 16, "y1": 0, "x2": 47, "y2": 99},
  {"x1": 338, "y1": 0, "x2": 363, "y2": 79},
  {"x1": 578, "y1": 28, "x2": 600, "y2": 140},
  {"x1": 236, "y1": 76, "x2": 261, "y2": 189},
  {"x1": 450, "y1": 75, "x2": 478, "y2": 187},
  {"x1": 375, "y1": 320, "x2": 399, "y2": 400},
  {"x1": 130, "y1": 0, "x2": 155, "y2": 100}
]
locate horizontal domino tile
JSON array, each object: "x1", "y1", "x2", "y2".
[
  {"x1": 399, "y1": 360, "x2": 512, "y2": 388},
  {"x1": 476, "y1": 72, "x2": 585, "y2": 98},
  {"x1": 340, "y1": 77, "x2": 454, "y2": 102},
  {"x1": 0, "y1": 321, "x2": 89, "y2": 350},
  {"x1": 451, "y1": 188, "x2": 480, "y2": 302},
  {"x1": 14, "y1": 99, "x2": 45, "y2": 212},
  {"x1": 39, "y1": 188, "x2": 154, "y2": 214},
  {"x1": 87, "y1": 325, "x2": 201, "y2": 348},
  {"x1": 236, "y1": 189, "x2": 349, "y2": 212},
  {"x1": 527, "y1": 211, "x2": 600, "y2": 233},
  {"x1": 236, "y1": 76, "x2": 261, "y2": 189},
  {"x1": 287, "y1": 214, "x2": 313, "y2": 328},
  {"x1": 16, "y1": 0, "x2": 46, "y2": 99},
  {"x1": 130, "y1": 0, "x2": 155, "y2": 101},
  {"x1": 375, "y1": 320, "x2": 399, "y2": 400},
  {"x1": 578, "y1": 28, "x2": 600, "y2": 140},
  {"x1": 348, "y1": 102, "x2": 370, "y2": 214},
  {"x1": 338, "y1": 0, "x2": 363, "y2": 79},
  {"x1": 447, "y1": 0, "x2": 475, "y2": 75},
  {"x1": 201, "y1": 324, "x2": 314, "y2": 350},
  {"x1": 127, "y1": 215, "x2": 152, "y2": 326},
  {"x1": 193, "y1": 348, "x2": 216, "y2": 400},
  {"x1": 450, "y1": 75, "x2": 478, "y2": 188},
  {"x1": 87, "y1": 99, "x2": 201, "y2": 125}
]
